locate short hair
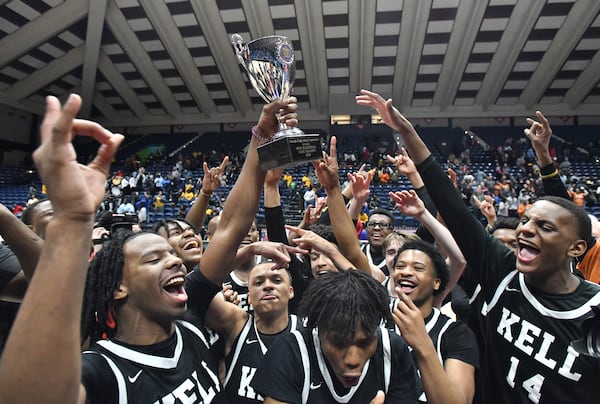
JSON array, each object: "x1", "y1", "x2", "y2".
[
  {"x1": 368, "y1": 208, "x2": 395, "y2": 224},
  {"x1": 308, "y1": 223, "x2": 338, "y2": 245},
  {"x1": 383, "y1": 231, "x2": 421, "y2": 251},
  {"x1": 538, "y1": 196, "x2": 593, "y2": 247},
  {"x1": 153, "y1": 218, "x2": 200, "y2": 237},
  {"x1": 299, "y1": 270, "x2": 391, "y2": 343},
  {"x1": 21, "y1": 198, "x2": 49, "y2": 225},
  {"x1": 490, "y1": 216, "x2": 520, "y2": 234},
  {"x1": 393, "y1": 240, "x2": 450, "y2": 296}
]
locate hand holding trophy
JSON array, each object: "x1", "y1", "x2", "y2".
[{"x1": 232, "y1": 34, "x2": 322, "y2": 170}]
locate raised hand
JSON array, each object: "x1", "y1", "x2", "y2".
[
  {"x1": 525, "y1": 110, "x2": 552, "y2": 151},
  {"x1": 348, "y1": 170, "x2": 372, "y2": 202},
  {"x1": 386, "y1": 147, "x2": 417, "y2": 178},
  {"x1": 265, "y1": 167, "x2": 284, "y2": 186},
  {"x1": 302, "y1": 197, "x2": 326, "y2": 227},
  {"x1": 356, "y1": 89, "x2": 415, "y2": 135},
  {"x1": 255, "y1": 96, "x2": 298, "y2": 139},
  {"x1": 312, "y1": 136, "x2": 339, "y2": 191},
  {"x1": 33, "y1": 94, "x2": 123, "y2": 221},
  {"x1": 202, "y1": 156, "x2": 229, "y2": 193},
  {"x1": 389, "y1": 190, "x2": 426, "y2": 218}
]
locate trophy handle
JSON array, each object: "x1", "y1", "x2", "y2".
[{"x1": 231, "y1": 34, "x2": 248, "y2": 69}]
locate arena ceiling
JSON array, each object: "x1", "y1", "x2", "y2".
[{"x1": 0, "y1": 0, "x2": 599, "y2": 129}]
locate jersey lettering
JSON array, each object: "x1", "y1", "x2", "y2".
[
  {"x1": 237, "y1": 293, "x2": 253, "y2": 313},
  {"x1": 506, "y1": 356, "x2": 545, "y2": 404},
  {"x1": 154, "y1": 363, "x2": 221, "y2": 404},
  {"x1": 496, "y1": 307, "x2": 582, "y2": 381},
  {"x1": 237, "y1": 365, "x2": 263, "y2": 400}
]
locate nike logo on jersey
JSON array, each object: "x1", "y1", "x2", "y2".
[
  {"x1": 309, "y1": 382, "x2": 322, "y2": 390},
  {"x1": 505, "y1": 286, "x2": 520, "y2": 292},
  {"x1": 128, "y1": 369, "x2": 143, "y2": 383},
  {"x1": 246, "y1": 339, "x2": 258, "y2": 345}
]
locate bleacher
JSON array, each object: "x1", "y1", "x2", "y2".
[{"x1": 2, "y1": 122, "x2": 599, "y2": 227}]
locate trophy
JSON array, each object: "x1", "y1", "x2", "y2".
[{"x1": 231, "y1": 33, "x2": 322, "y2": 170}]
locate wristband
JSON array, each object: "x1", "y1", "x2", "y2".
[
  {"x1": 540, "y1": 169, "x2": 559, "y2": 180},
  {"x1": 200, "y1": 189, "x2": 213, "y2": 197},
  {"x1": 251, "y1": 125, "x2": 272, "y2": 144}
]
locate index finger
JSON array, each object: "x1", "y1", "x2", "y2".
[
  {"x1": 329, "y1": 136, "x2": 337, "y2": 158},
  {"x1": 535, "y1": 110, "x2": 550, "y2": 131},
  {"x1": 218, "y1": 156, "x2": 229, "y2": 172}
]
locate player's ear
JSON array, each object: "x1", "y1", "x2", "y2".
[
  {"x1": 113, "y1": 283, "x2": 128, "y2": 300},
  {"x1": 568, "y1": 239, "x2": 587, "y2": 259}
]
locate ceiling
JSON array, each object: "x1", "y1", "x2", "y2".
[{"x1": 0, "y1": 0, "x2": 599, "y2": 129}]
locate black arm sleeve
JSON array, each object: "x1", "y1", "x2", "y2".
[
  {"x1": 539, "y1": 163, "x2": 570, "y2": 200},
  {"x1": 417, "y1": 155, "x2": 516, "y2": 297},
  {"x1": 414, "y1": 186, "x2": 436, "y2": 243},
  {"x1": 264, "y1": 205, "x2": 307, "y2": 314}
]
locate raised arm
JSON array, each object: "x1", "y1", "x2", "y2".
[
  {"x1": 390, "y1": 190, "x2": 466, "y2": 306},
  {"x1": 0, "y1": 94, "x2": 123, "y2": 403},
  {"x1": 525, "y1": 111, "x2": 570, "y2": 200},
  {"x1": 312, "y1": 137, "x2": 373, "y2": 276},
  {"x1": 0, "y1": 203, "x2": 44, "y2": 301},
  {"x1": 200, "y1": 98, "x2": 298, "y2": 285},
  {"x1": 347, "y1": 170, "x2": 372, "y2": 220},
  {"x1": 185, "y1": 156, "x2": 229, "y2": 229}
]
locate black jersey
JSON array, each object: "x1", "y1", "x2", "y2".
[
  {"x1": 362, "y1": 243, "x2": 388, "y2": 275},
  {"x1": 224, "y1": 271, "x2": 253, "y2": 314},
  {"x1": 387, "y1": 303, "x2": 479, "y2": 403},
  {"x1": 418, "y1": 154, "x2": 600, "y2": 403},
  {"x1": 223, "y1": 314, "x2": 300, "y2": 403},
  {"x1": 82, "y1": 320, "x2": 228, "y2": 404},
  {"x1": 252, "y1": 326, "x2": 420, "y2": 403}
]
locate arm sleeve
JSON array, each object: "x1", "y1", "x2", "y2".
[
  {"x1": 539, "y1": 163, "x2": 570, "y2": 200},
  {"x1": 441, "y1": 321, "x2": 479, "y2": 369},
  {"x1": 264, "y1": 205, "x2": 308, "y2": 313},
  {"x1": 252, "y1": 333, "x2": 304, "y2": 404},
  {"x1": 414, "y1": 186, "x2": 436, "y2": 243},
  {"x1": 184, "y1": 269, "x2": 222, "y2": 322},
  {"x1": 417, "y1": 155, "x2": 516, "y2": 297}
]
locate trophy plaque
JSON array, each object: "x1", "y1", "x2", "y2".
[{"x1": 231, "y1": 34, "x2": 322, "y2": 170}]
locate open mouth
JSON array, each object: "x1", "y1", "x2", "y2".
[
  {"x1": 162, "y1": 276, "x2": 188, "y2": 303},
  {"x1": 517, "y1": 241, "x2": 540, "y2": 263},
  {"x1": 396, "y1": 279, "x2": 417, "y2": 294},
  {"x1": 181, "y1": 239, "x2": 200, "y2": 251},
  {"x1": 341, "y1": 375, "x2": 360, "y2": 387}
]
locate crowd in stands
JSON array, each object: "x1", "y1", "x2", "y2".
[{"x1": 0, "y1": 92, "x2": 599, "y2": 403}]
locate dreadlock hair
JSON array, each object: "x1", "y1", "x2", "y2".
[
  {"x1": 152, "y1": 218, "x2": 200, "y2": 237},
  {"x1": 81, "y1": 229, "x2": 142, "y2": 344},
  {"x1": 538, "y1": 196, "x2": 593, "y2": 248},
  {"x1": 394, "y1": 240, "x2": 450, "y2": 296},
  {"x1": 299, "y1": 269, "x2": 391, "y2": 343}
]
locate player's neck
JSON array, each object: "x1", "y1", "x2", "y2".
[
  {"x1": 524, "y1": 269, "x2": 580, "y2": 294},
  {"x1": 255, "y1": 311, "x2": 289, "y2": 335},
  {"x1": 114, "y1": 312, "x2": 175, "y2": 345}
]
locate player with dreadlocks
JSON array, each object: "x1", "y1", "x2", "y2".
[
  {"x1": 253, "y1": 269, "x2": 421, "y2": 403},
  {"x1": 0, "y1": 93, "x2": 299, "y2": 404}
]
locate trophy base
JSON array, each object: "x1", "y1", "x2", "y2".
[{"x1": 257, "y1": 134, "x2": 322, "y2": 170}]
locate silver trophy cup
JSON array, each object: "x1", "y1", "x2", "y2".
[{"x1": 232, "y1": 33, "x2": 322, "y2": 170}]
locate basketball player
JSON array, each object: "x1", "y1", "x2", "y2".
[{"x1": 357, "y1": 89, "x2": 600, "y2": 403}]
